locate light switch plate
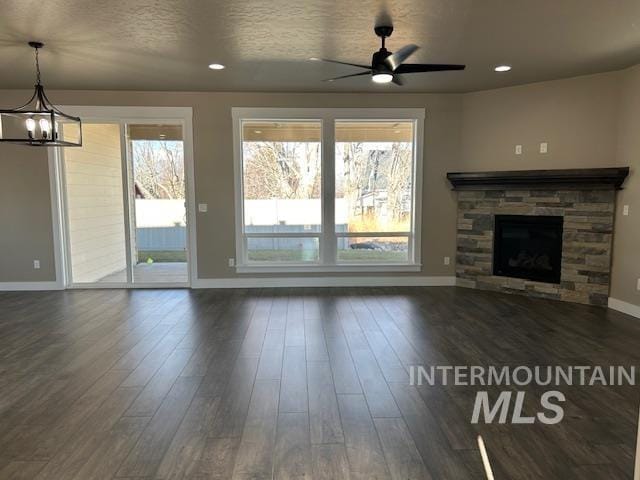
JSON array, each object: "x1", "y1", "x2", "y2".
[
  {"x1": 515, "y1": 145, "x2": 522, "y2": 155},
  {"x1": 444, "y1": 256, "x2": 451, "y2": 266},
  {"x1": 623, "y1": 205, "x2": 629, "y2": 216},
  {"x1": 198, "y1": 203, "x2": 208, "y2": 213},
  {"x1": 33, "y1": 260, "x2": 40, "y2": 269},
  {"x1": 540, "y1": 142, "x2": 548, "y2": 153},
  {"x1": 228, "y1": 258, "x2": 235, "y2": 267},
  {"x1": 637, "y1": 278, "x2": 640, "y2": 291}
]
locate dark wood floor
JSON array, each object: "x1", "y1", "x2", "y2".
[{"x1": 0, "y1": 287, "x2": 638, "y2": 479}]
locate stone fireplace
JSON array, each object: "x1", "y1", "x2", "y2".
[{"x1": 447, "y1": 168, "x2": 629, "y2": 306}]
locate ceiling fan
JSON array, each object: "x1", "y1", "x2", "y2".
[{"x1": 314, "y1": 25, "x2": 465, "y2": 85}]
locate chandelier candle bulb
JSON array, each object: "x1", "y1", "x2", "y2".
[
  {"x1": 39, "y1": 118, "x2": 50, "y2": 138},
  {"x1": 25, "y1": 118, "x2": 36, "y2": 138}
]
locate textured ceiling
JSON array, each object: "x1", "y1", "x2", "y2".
[{"x1": 1, "y1": 0, "x2": 639, "y2": 93}]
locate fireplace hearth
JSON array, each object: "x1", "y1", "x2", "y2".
[{"x1": 493, "y1": 215, "x2": 563, "y2": 284}]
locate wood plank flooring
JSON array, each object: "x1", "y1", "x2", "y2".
[{"x1": 0, "y1": 287, "x2": 638, "y2": 479}]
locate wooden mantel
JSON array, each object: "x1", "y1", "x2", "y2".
[{"x1": 447, "y1": 167, "x2": 630, "y2": 191}]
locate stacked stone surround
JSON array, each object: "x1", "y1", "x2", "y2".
[{"x1": 455, "y1": 189, "x2": 615, "y2": 306}]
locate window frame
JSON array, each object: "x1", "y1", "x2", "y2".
[{"x1": 232, "y1": 107, "x2": 425, "y2": 273}]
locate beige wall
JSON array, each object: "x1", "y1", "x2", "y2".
[
  {"x1": 0, "y1": 144, "x2": 55, "y2": 281},
  {"x1": 64, "y1": 123, "x2": 127, "y2": 283},
  {"x1": 611, "y1": 65, "x2": 640, "y2": 306},
  {"x1": 460, "y1": 70, "x2": 621, "y2": 171},
  {"x1": 0, "y1": 90, "x2": 462, "y2": 282},
  {"x1": 0, "y1": 67, "x2": 637, "y2": 306}
]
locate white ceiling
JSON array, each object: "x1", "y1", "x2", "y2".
[{"x1": 1, "y1": 0, "x2": 639, "y2": 93}]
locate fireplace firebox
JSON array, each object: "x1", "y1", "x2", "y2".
[{"x1": 493, "y1": 215, "x2": 563, "y2": 284}]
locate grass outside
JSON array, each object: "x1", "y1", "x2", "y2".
[
  {"x1": 248, "y1": 250, "x2": 319, "y2": 262},
  {"x1": 138, "y1": 249, "x2": 407, "y2": 263},
  {"x1": 137, "y1": 250, "x2": 187, "y2": 263},
  {"x1": 338, "y1": 249, "x2": 407, "y2": 261},
  {"x1": 247, "y1": 249, "x2": 407, "y2": 262}
]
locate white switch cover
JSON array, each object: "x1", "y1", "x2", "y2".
[
  {"x1": 228, "y1": 258, "x2": 235, "y2": 267},
  {"x1": 515, "y1": 145, "x2": 522, "y2": 155},
  {"x1": 540, "y1": 142, "x2": 548, "y2": 153},
  {"x1": 444, "y1": 256, "x2": 451, "y2": 266},
  {"x1": 623, "y1": 205, "x2": 630, "y2": 216},
  {"x1": 33, "y1": 260, "x2": 40, "y2": 269},
  {"x1": 198, "y1": 203, "x2": 208, "y2": 213}
]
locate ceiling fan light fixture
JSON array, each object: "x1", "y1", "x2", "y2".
[
  {"x1": 315, "y1": 24, "x2": 465, "y2": 85},
  {"x1": 494, "y1": 65, "x2": 512, "y2": 72},
  {"x1": 372, "y1": 73, "x2": 393, "y2": 84}
]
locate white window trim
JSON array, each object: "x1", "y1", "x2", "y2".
[{"x1": 232, "y1": 107, "x2": 425, "y2": 273}]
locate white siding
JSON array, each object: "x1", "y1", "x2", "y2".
[{"x1": 65, "y1": 124, "x2": 127, "y2": 283}]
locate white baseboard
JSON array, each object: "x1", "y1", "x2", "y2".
[
  {"x1": 0, "y1": 281, "x2": 63, "y2": 291},
  {"x1": 192, "y1": 276, "x2": 456, "y2": 289},
  {"x1": 608, "y1": 297, "x2": 640, "y2": 319}
]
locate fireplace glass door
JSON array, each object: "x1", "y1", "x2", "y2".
[{"x1": 493, "y1": 215, "x2": 563, "y2": 284}]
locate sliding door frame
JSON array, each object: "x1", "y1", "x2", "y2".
[{"x1": 49, "y1": 106, "x2": 196, "y2": 288}]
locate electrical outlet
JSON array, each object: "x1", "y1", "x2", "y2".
[
  {"x1": 33, "y1": 260, "x2": 40, "y2": 269},
  {"x1": 228, "y1": 258, "x2": 235, "y2": 267},
  {"x1": 198, "y1": 203, "x2": 208, "y2": 213},
  {"x1": 540, "y1": 142, "x2": 548, "y2": 154},
  {"x1": 444, "y1": 256, "x2": 451, "y2": 266},
  {"x1": 515, "y1": 145, "x2": 522, "y2": 155},
  {"x1": 623, "y1": 205, "x2": 629, "y2": 216}
]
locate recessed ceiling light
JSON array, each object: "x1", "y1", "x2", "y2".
[
  {"x1": 208, "y1": 63, "x2": 225, "y2": 70},
  {"x1": 254, "y1": 130, "x2": 262, "y2": 134},
  {"x1": 309, "y1": 57, "x2": 320, "y2": 61},
  {"x1": 494, "y1": 65, "x2": 512, "y2": 72}
]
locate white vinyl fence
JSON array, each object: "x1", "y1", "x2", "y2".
[{"x1": 135, "y1": 199, "x2": 186, "y2": 251}]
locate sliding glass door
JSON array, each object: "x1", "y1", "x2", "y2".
[
  {"x1": 128, "y1": 124, "x2": 188, "y2": 283},
  {"x1": 60, "y1": 119, "x2": 189, "y2": 287}
]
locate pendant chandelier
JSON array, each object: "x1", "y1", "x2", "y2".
[{"x1": 0, "y1": 42, "x2": 82, "y2": 147}]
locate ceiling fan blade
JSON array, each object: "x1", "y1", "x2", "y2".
[
  {"x1": 315, "y1": 58, "x2": 371, "y2": 70},
  {"x1": 392, "y1": 75, "x2": 404, "y2": 86},
  {"x1": 323, "y1": 71, "x2": 372, "y2": 82},
  {"x1": 394, "y1": 63, "x2": 466, "y2": 74},
  {"x1": 384, "y1": 44, "x2": 419, "y2": 71}
]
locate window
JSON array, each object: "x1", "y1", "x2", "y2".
[
  {"x1": 234, "y1": 109, "x2": 424, "y2": 272},
  {"x1": 335, "y1": 121, "x2": 414, "y2": 263},
  {"x1": 241, "y1": 120, "x2": 322, "y2": 264}
]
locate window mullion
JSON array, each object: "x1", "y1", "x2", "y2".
[{"x1": 320, "y1": 115, "x2": 336, "y2": 265}]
